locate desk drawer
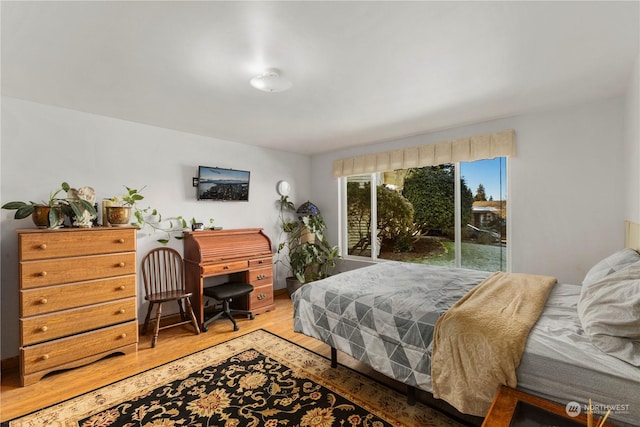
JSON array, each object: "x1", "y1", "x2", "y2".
[
  {"x1": 21, "y1": 276, "x2": 136, "y2": 316},
  {"x1": 201, "y1": 260, "x2": 248, "y2": 275},
  {"x1": 21, "y1": 321, "x2": 137, "y2": 375},
  {"x1": 21, "y1": 297, "x2": 136, "y2": 345},
  {"x1": 249, "y1": 284, "x2": 274, "y2": 310},
  {"x1": 248, "y1": 266, "x2": 273, "y2": 284},
  {"x1": 19, "y1": 229, "x2": 136, "y2": 261},
  {"x1": 20, "y1": 253, "x2": 136, "y2": 289},
  {"x1": 249, "y1": 257, "x2": 272, "y2": 268}
]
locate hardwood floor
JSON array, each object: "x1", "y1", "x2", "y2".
[
  {"x1": 1, "y1": 292, "x2": 480, "y2": 426},
  {"x1": 0, "y1": 292, "x2": 372, "y2": 422}
]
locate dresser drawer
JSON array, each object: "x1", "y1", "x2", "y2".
[
  {"x1": 21, "y1": 275, "x2": 136, "y2": 317},
  {"x1": 21, "y1": 321, "x2": 138, "y2": 375},
  {"x1": 249, "y1": 257, "x2": 272, "y2": 268},
  {"x1": 19, "y1": 228, "x2": 136, "y2": 261},
  {"x1": 248, "y1": 266, "x2": 273, "y2": 285},
  {"x1": 201, "y1": 260, "x2": 248, "y2": 275},
  {"x1": 248, "y1": 284, "x2": 274, "y2": 309},
  {"x1": 21, "y1": 297, "x2": 136, "y2": 346},
  {"x1": 20, "y1": 252, "x2": 136, "y2": 289}
]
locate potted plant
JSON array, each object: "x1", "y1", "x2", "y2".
[
  {"x1": 105, "y1": 185, "x2": 204, "y2": 244},
  {"x1": 2, "y1": 182, "x2": 97, "y2": 229},
  {"x1": 106, "y1": 186, "x2": 145, "y2": 226},
  {"x1": 276, "y1": 196, "x2": 340, "y2": 296}
]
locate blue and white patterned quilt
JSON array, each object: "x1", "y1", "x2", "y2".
[{"x1": 292, "y1": 261, "x2": 490, "y2": 392}]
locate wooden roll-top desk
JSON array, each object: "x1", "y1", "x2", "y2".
[{"x1": 183, "y1": 228, "x2": 275, "y2": 328}]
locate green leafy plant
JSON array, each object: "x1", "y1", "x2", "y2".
[
  {"x1": 110, "y1": 185, "x2": 214, "y2": 244},
  {"x1": 109, "y1": 185, "x2": 145, "y2": 207},
  {"x1": 2, "y1": 182, "x2": 97, "y2": 228},
  {"x1": 276, "y1": 196, "x2": 340, "y2": 284}
]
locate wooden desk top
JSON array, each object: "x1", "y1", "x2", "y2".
[{"x1": 183, "y1": 228, "x2": 272, "y2": 265}]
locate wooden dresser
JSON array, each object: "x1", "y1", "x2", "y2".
[
  {"x1": 183, "y1": 228, "x2": 275, "y2": 328},
  {"x1": 18, "y1": 227, "x2": 138, "y2": 386}
]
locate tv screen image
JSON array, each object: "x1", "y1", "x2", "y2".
[{"x1": 198, "y1": 166, "x2": 250, "y2": 201}]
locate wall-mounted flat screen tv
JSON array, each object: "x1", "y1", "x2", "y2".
[{"x1": 197, "y1": 166, "x2": 250, "y2": 201}]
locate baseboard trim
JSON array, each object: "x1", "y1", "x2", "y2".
[
  {"x1": 1, "y1": 355, "x2": 19, "y2": 375},
  {"x1": 274, "y1": 288, "x2": 288, "y2": 297}
]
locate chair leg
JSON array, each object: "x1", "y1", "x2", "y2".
[
  {"x1": 152, "y1": 302, "x2": 163, "y2": 348},
  {"x1": 177, "y1": 300, "x2": 187, "y2": 321},
  {"x1": 229, "y1": 308, "x2": 255, "y2": 320},
  {"x1": 222, "y1": 301, "x2": 240, "y2": 331},
  {"x1": 202, "y1": 311, "x2": 220, "y2": 332},
  {"x1": 142, "y1": 302, "x2": 154, "y2": 335},
  {"x1": 184, "y1": 297, "x2": 200, "y2": 335},
  {"x1": 227, "y1": 314, "x2": 239, "y2": 331},
  {"x1": 202, "y1": 299, "x2": 242, "y2": 332}
]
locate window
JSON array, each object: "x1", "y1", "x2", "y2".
[
  {"x1": 460, "y1": 158, "x2": 507, "y2": 271},
  {"x1": 344, "y1": 158, "x2": 507, "y2": 271},
  {"x1": 346, "y1": 174, "x2": 373, "y2": 257}
]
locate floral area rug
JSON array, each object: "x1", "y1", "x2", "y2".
[{"x1": 3, "y1": 330, "x2": 462, "y2": 427}]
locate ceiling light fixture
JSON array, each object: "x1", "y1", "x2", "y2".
[{"x1": 250, "y1": 68, "x2": 292, "y2": 93}]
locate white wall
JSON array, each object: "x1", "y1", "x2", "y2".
[
  {"x1": 311, "y1": 97, "x2": 627, "y2": 286},
  {"x1": 0, "y1": 96, "x2": 311, "y2": 359},
  {"x1": 625, "y1": 55, "x2": 640, "y2": 222},
  {"x1": 2, "y1": 88, "x2": 636, "y2": 361}
]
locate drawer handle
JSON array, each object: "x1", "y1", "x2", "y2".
[
  {"x1": 257, "y1": 274, "x2": 266, "y2": 280},
  {"x1": 40, "y1": 326, "x2": 48, "y2": 332},
  {"x1": 257, "y1": 293, "x2": 266, "y2": 300},
  {"x1": 118, "y1": 238, "x2": 125, "y2": 243},
  {"x1": 38, "y1": 244, "x2": 47, "y2": 250},
  {"x1": 39, "y1": 298, "x2": 48, "y2": 305},
  {"x1": 41, "y1": 354, "x2": 50, "y2": 361},
  {"x1": 118, "y1": 308, "x2": 126, "y2": 314},
  {"x1": 38, "y1": 271, "x2": 47, "y2": 277},
  {"x1": 119, "y1": 333, "x2": 127, "y2": 339},
  {"x1": 223, "y1": 265, "x2": 230, "y2": 270},
  {"x1": 118, "y1": 262, "x2": 125, "y2": 267},
  {"x1": 258, "y1": 260, "x2": 264, "y2": 264},
  {"x1": 118, "y1": 285, "x2": 126, "y2": 291}
]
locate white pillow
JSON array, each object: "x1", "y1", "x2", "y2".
[
  {"x1": 582, "y1": 248, "x2": 640, "y2": 286},
  {"x1": 578, "y1": 260, "x2": 640, "y2": 366}
]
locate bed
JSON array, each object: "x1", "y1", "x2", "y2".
[{"x1": 292, "y1": 223, "x2": 640, "y2": 426}]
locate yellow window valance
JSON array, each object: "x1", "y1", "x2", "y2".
[{"x1": 332, "y1": 129, "x2": 515, "y2": 178}]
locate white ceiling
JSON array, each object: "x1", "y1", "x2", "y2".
[{"x1": 2, "y1": 1, "x2": 638, "y2": 155}]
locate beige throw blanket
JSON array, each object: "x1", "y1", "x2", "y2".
[{"x1": 431, "y1": 271, "x2": 556, "y2": 416}]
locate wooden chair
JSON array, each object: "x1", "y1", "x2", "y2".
[{"x1": 141, "y1": 247, "x2": 200, "y2": 347}]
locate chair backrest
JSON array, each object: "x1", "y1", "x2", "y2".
[{"x1": 141, "y1": 247, "x2": 185, "y2": 297}]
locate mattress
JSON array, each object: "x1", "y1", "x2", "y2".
[
  {"x1": 517, "y1": 283, "x2": 640, "y2": 426},
  {"x1": 292, "y1": 261, "x2": 640, "y2": 426}
]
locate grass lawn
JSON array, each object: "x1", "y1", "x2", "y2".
[{"x1": 383, "y1": 240, "x2": 506, "y2": 271}]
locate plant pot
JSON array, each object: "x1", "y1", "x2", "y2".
[
  {"x1": 105, "y1": 206, "x2": 131, "y2": 226},
  {"x1": 300, "y1": 226, "x2": 316, "y2": 244},
  {"x1": 32, "y1": 205, "x2": 63, "y2": 229},
  {"x1": 286, "y1": 276, "x2": 304, "y2": 297}
]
